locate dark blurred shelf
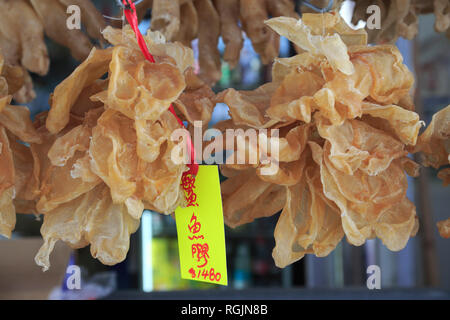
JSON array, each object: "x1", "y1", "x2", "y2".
[{"x1": 104, "y1": 287, "x2": 450, "y2": 300}]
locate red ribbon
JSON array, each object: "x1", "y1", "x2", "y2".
[{"x1": 121, "y1": 0, "x2": 198, "y2": 176}]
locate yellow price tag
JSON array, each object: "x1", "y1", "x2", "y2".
[{"x1": 175, "y1": 165, "x2": 228, "y2": 286}]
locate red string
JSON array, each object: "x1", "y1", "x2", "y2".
[{"x1": 121, "y1": 0, "x2": 198, "y2": 176}]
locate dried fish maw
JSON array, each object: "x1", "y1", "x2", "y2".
[
  {"x1": 216, "y1": 83, "x2": 278, "y2": 128},
  {"x1": 48, "y1": 125, "x2": 91, "y2": 167},
  {"x1": 0, "y1": 105, "x2": 41, "y2": 144},
  {"x1": 271, "y1": 52, "x2": 323, "y2": 83},
  {"x1": 375, "y1": 197, "x2": 418, "y2": 251},
  {"x1": 240, "y1": 0, "x2": 279, "y2": 64},
  {"x1": 47, "y1": 47, "x2": 113, "y2": 134},
  {"x1": 0, "y1": 0, "x2": 49, "y2": 76},
  {"x1": 316, "y1": 118, "x2": 406, "y2": 176},
  {"x1": 222, "y1": 173, "x2": 272, "y2": 228},
  {"x1": 36, "y1": 149, "x2": 101, "y2": 213},
  {"x1": 35, "y1": 187, "x2": 99, "y2": 271},
  {"x1": 13, "y1": 70, "x2": 36, "y2": 104},
  {"x1": 257, "y1": 156, "x2": 306, "y2": 186},
  {"x1": 102, "y1": 26, "x2": 194, "y2": 73},
  {"x1": 415, "y1": 105, "x2": 450, "y2": 169},
  {"x1": 0, "y1": 187, "x2": 15, "y2": 238},
  {"x1": 266, "y1": 0, "x2": 299, "y2": 19},
  {"x1": 1, "y1": 62, "x2": 25, "y2": 96},
  {"x1": 272, "y1": 165, "x2": 343, "y2": 268},
  {"x1": 86, "y1": 186, "x2": 140, "y2": 265},
  {"x1": 0, "y1": 125, "x2": 15, "y2": 238},
  {"x1": 108, "y1": 45, "x2": 185, "y2": 120},
  {"x1": 0, "y1": 126, "x2": 14, "y2": 195},
  {"x1": 301, "y1": 12, "x2": 367, "y2": 46},
  {"x1": 173, "y1": 1, "x2": 198, "y2": 47},
  {"x1": 89, "y1": 109, "x2": 138, "y2": 203},
  {"x1": 194, "y1": 0, "x2": 221, "y2": 84},
  {"x1": 137, "y1": 134, "x2": 187, "y2": 214},
  {"x1": 362, "y1": 102, "x2": 422, "y2": 146},
  {"x1": 58, "y1": 0, "x2": 106, "y2": 42},
  {"x1": 214, "y1": 0, "x2": 243, "y2": 68},
  {"x1": 35, "y1": 184, "x2": 139, "y2": 270},
  {"x1": 173, "y1": 69, "x2": 215, "y2": 126},
  {"x1": 437, "y1": 218, "x2": 450, "y2": 238},
  {"x1": 267, "y1": 70, "x2": 325, "y2": 122},
  {"x1": 14, "y1": 199, "x2": 36, "y2": 215},
  {"x1": 70, "y1": 79, "x2": 107, "y2": 117},
  {"x1": 434, "y1": 0, "x2": 450, "y2": 33},
  {"x1": 265, "y1": 16, "x2": 354, "y2": 75},
  {"x1": 9, "y1": 137, "x2": 39, "y2": 201},
  {"x1": 135, "y1": 109, "x2": 179, "y2": 163},
  {"x1": 348, "y1": 45, "x2": 414, "y2": 105},
  {"x1": 151, "y1": 0, "x2": 181, "y2": 41},
  {"x1": 30, "y1": 0, "x2": 92, "y2": 61}
]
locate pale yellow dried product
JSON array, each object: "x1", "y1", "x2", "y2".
[
  {"x1": 316, "y1": 117, "x2": 407, "y2": 176},
  {"x1": 47, "y1": 47, "x2": 112, "y2": 134},
  {"x1": 12, "y1": 70, "x2": 35, "y2": 104},
  {"x1": 34, "y1": 124, "x2": 101, "y2": 214},
  {"x1": 89, "y1": 109, "x2": 187, "y2": 216},
  {"x1": 29, "y1": 0, "x2": 93, "y2": 61},
  {"x1": 194, "y1": 0, "x2": 222, "y2": 85},
  {"x1": 151, "y1": 0, "x2": 180, "y2": 41},
  {"x1": 58, "y1": 0, "x2": 107, "y2": 42},
  {"x1": 35, "y1": 184, "x2": 140, "y2": 271},
  {"x1": 9, "y1": 136, "x2": 39, "y2": 203},
  {"x1": 348, "y1": 0, "x2": 450, "y2": 43},
  {"x1": 272, "y1": 163, "x2": 344, "y2": 268},
  {"x1": 361, "y1": 102, "x2": 422, "y2": 146},
  {"x1": 240, "y1": 0, "x2": 280, "y2": 65},
  {"x1": 173, "y1": 69, "x2": 215, "y2": 127},
  {"x1": 173, "y1": 0, "x2": 199, "y2": 47},
  {"x1": 0, "y1": 105, "x2": 42, "y2": 144},
  {"x1": 0, "y1": 0, "x2": 49, "y2": 76},
  {"x1": 266, "y1": 70, "x2": 325, "y2": 123},
  {"x1": 216, "y1": 83, "x2": 279, "y2": 128},
  {"x1": 0, "y1": 0, "x2": 105, "y2": 104},
  {"x1": 310, "y1": 141, "x2": 417, "y2": 250},
  {"x1": 0, "y1": 186, "x2": 15, "y2": 239},
  {"x1": 218, "y1": 12, "x2": 423, "y2": 268},
  {"x1": 265, "y1": 16, "x2": 354, "y2": 75},
  {"x1": 102, "y1": 26, "x2": 195, "y2": 73},
  {"x1": 89, "y1": 108, "x2": 140, "y2": 205},
  {"x1": 0, "y1": 126, "x2": 15, "y2": 238},
  {"x1": 415, "y1": 105, "x2": 450, "y2": 169},
  {"x1": 221, "y1": 167, "x2": 284, "y2": 228},
  {"x1": 437, "y1": 218, "x2": 450, "y2": 238},
  {"x1": 107, "y1": 45, "x2": 185, "y2": 121},
  {"x1": 214, "y1": 0, "x2": 243, "y2": 68}
]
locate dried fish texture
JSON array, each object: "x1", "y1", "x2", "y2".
[{"x1": 217, "y1": 13, "x2": 422, "y2": 267}]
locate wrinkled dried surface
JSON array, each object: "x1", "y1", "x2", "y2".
[
  {"x1": 0, "y1": 25, "x2": 215, "y2": 270},
  {"x1": 346, "y1": 0, "x2": 450, "y2": 43},
  {"x1": 0, "y1": 0, "x2": 105, "y2": 103},
  {"x1": 217, "y1": 13, "x2": 423, "y2": 268}
]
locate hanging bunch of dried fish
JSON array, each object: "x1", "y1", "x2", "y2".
[
  {"x1": 414, "y1": 105, "x2": 450, "y2": 238},
  {"x1": 0, "y1": 0, "x2": 106, "y2": 103},
  {"x1": 0, "y1": 24, "x2": 215, "y2": 270},
  {"x1": 214, "y1": 13, "x2": 423, "y2": 268},
  {"x1": 346, "y1": 0, "x2": 450, "y2": 43},
  {"x1": 124, "y1": 0, "x2": 302, "y2": 85},
  {"x1": 0, "y1": 49, "x2": 42, "y2": 238}
]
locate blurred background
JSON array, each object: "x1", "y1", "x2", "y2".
[{"x1": 0, "y1": 0, "x2": 449, "y2": 300}]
